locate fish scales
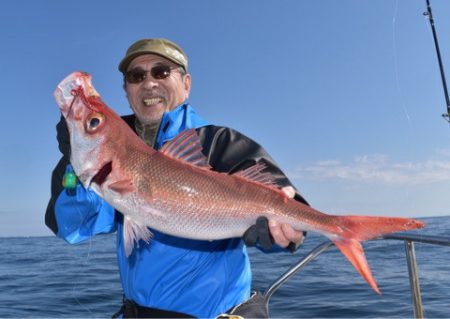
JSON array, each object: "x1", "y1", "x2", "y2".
[
  {"x1": 134, "y1": 152, "x2": 278, "y2": 238},
  {"x1": 116, "y1": 147, "x2": 352, "y2": 240}
]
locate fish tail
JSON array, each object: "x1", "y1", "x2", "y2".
[
  {"x1": 330, "y1": 215, "x2": 425, "y2": 294},
  {"x1": 333, "y1": 238, "x2": 381, "y2": 294}
]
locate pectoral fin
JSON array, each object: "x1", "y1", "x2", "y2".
[
  {"x1": 123, "y1": 216, "x2": 152, "y2": 257},
  {"x1": 109, "y1": 179, "x2": 134, "y2": 194}
]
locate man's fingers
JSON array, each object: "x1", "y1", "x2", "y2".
[
  {"x1": 281, "y1": 186, "x2": 296, "y2": 198},
  {"x1": 281, "y1": 223, "x2": 304, "y2": 246},
  {"x1": 269, "y1": 220, "x2": 290, "y2": 248},
  {"x1": 244, "y1": 216, "x2": 305, "y2": 252}
]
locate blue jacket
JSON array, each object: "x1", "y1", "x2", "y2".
[{"x1": 53, "y1": 104, "x2": 251, "y2": 317}]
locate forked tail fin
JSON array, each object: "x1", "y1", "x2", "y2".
[{"x1": 331, "y1": 216, "x2": 425, "y2": 294}]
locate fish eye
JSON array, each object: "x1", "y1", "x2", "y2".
[
  {"x1": 90, "y1": 117, "x2": 100, "y2": 128},
  {"x1": 86, "y1": 113, "x2": 104, "y2": 132}
]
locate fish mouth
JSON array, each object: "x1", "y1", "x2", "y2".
[{"x1": 92, "y1": 161, "x2": 113, "y2": 186}]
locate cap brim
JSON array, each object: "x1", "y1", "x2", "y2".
[{"x1": 119, "y1": 51, "x2": 186, "y2": 73}]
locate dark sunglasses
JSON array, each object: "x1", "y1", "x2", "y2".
[{"x1": 125, "y1": 64, "x2": 177, "y2": 84}]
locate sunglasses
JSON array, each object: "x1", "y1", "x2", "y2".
[{"x1": 125, "y1": 64, "x2": 178, "y2": 84}]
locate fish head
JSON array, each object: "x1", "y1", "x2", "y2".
[{"x1": 54, "y1": 71, "x2": 126, "y2": 189}]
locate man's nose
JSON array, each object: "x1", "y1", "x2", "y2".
[{"x1": 142, "y1": 74, "x2": 158, "y2": 88}]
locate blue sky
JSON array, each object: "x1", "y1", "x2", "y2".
[{"x1": 1, "y1": 0, "x2": 449, "y2": 236}]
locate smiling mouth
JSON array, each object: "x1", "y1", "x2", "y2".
[
  {"x1": 92, "y1": 161, "x2": 112, "y2": 186},
  {"x1": 143, "y1": 97, "x2": 164, "y2": 106}
]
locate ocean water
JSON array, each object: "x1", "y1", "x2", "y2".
[{"x1": 1, "y1": 216, "x2": 450, "y2": 318}]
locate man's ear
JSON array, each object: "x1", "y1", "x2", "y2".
[{"x1": 183, "y1": 74, "x2": 192, "y2": 99}]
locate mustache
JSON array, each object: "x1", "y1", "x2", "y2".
[{"x1": 140, "y1": 90, "x2": 167, "y2": 100}]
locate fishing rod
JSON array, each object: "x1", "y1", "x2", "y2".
[{"x1": 423, "y1": 0, "x2": 450, "y2": 123}]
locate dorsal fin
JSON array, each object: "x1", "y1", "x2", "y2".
[
  {"x1": 233, "y1": 162, "x2": 281, "y2": 188},
  {"x1": 160, "y1": 129, "x2": 211, "y2": 169}
]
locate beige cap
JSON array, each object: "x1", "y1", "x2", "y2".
[{"x1": 118, "y1": 38, "x2": 188, "y2": 73}]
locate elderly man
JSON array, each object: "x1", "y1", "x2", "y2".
[{"x1": 46, "y1": 38, "x2": 307, "y2": 318}]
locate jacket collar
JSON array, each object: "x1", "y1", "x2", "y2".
[{"x1": 154, "y1": 103, "x2": 208, "y2": 150}]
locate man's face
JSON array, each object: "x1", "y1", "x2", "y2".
[{"x1": 124, "y1": 54, "x2": 191, "y2": 125}]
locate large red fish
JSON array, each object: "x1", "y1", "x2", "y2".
[{"x1": 55, "y1": 71, "x2": 424, "y2": 294}]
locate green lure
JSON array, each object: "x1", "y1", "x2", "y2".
[{"x1": 62, "y1": 165, "x2": 78, "y2": 189}]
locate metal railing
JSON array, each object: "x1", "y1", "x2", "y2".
[{"x1": 263, "y1": 233, "x2": 450, "y2": 318}]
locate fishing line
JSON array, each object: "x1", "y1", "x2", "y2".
[
  {"x1": 391, "y1": 0, "x2": 416, "y2": 214},
  {"x1": 392, "y1": 0, "x2": 413, "y2": 130},
  {"x1": 65, "y1": 90, "x2": 97, "y2": 316},
  {"x1": 64, "y1": 84, "x2": 111, "y2": 316},
  {"x1": 69, "y1": 198, "x2": 95, "y2": 317}
]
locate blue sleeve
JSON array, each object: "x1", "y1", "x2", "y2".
[{"x1": 55, "y1": 183, "x2": 116, "y2": 244}]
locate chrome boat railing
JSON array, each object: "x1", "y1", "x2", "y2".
[{"x1": 263, "y1": 233, "x2": 450, "y2": 318}]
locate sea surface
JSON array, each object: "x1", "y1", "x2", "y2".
[{"x1": 1, "y1": 216, "x2": 450, "y2": 318}]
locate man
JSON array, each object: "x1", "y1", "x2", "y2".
[{"x1": 46, "y1": 38, "x2": 307, "y2": 318}]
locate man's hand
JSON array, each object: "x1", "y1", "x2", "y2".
[
  {"x1": 269, "y1": 186, "x2": 305, "y2": 251},
  {"x1": 243, "y1": 186, "x2": 305, "y2": 252}
]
